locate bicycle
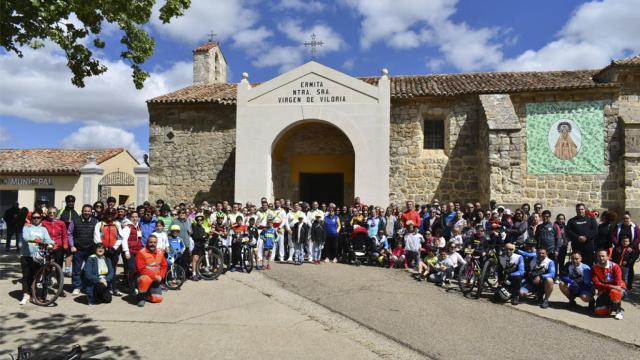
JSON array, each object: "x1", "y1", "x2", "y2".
[
  {"x1": 476, "y1": 245, "x2": 502, "y2": 299},
  {"x1": 31, "y1": 243, "x2": 64, "y2": 306},
  {"x1": 457, "y1": 247, "x2": 482, "y2": 295},
  {"x1": 12, "y1": 344, "x2": 109, "y2": 360},
  {"x1": 196, "y1": 238, "x2": 224, "y2": 280},
  {"x1": 239, "y1": 236, "x2": 254, "y2": 273},
  {"x1": 165, "y1": 253, "x2": 186, "y2": 290}
]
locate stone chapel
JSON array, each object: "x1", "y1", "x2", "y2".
[{"x1": 147, "y1": 42, "x2": 640, "y2": 216}]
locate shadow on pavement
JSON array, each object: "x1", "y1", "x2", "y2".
[
  {"x1": 0, "y1": 311, "x2": 140, "y2": 359},
  {"x1": 0, "y1": 252, "x2": 22, "y2": 280}
]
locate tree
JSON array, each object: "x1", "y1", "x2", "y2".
[{"x1": 1, "y1": 0, "x2": 191, "y2": 89}]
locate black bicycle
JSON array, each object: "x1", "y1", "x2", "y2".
[
  {"x1": 476, "y1": 246, "x2": 502, "y2": 298},
  {"x1": 239, "y1": 236, "x2": 254, "y2": 273},
  {"x1": 12, "y1": 345, "x2": 109, "y2": 359},
  {"x1": 31, "y1": 244, "x2": 64, "y2": 306},
  {"x1": 196, "y1": 238, "x2": 224, "y2": 280}
]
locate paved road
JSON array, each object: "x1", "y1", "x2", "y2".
[
  {"x1": 0, "y1": 253, "x2": 421, "y2": 360},
  {"x1": 263, "y1": 262, "x2": 640, "y2": 360}
]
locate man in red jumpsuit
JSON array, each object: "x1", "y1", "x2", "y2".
[
  {"x1": 135, "y1": 235, "x2": 167, "y2": 307},
  {"x1": 592, "y1": 249, "x2": 626, "y2": 320}
]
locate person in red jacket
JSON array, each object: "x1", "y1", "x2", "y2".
[
  {"x1": 135, "y1": 235, "x2": 167, "y2": 307},
  {"x1": 42, "y1": 207, "x2": 68, "y2": 270},
  {"x1": 592, "y1": 249, "x2": 626, "y2": 320},
  {"x1": 401, "y1": 201, "x2": 421, "y2": 229}
]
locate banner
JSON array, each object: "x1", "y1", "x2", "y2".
[{"x1": 526, "y1": 101, "x2": 605, "y2": 174}]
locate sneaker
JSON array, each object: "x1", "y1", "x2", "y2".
[
  {"x1": 72, "y1": 288, "x2": 81, "y2": 296},
  {"x1": 19, "y1": 294, "x2": 30, "y2": 305},
  {"x1": 191, "y1": 275, "x2": 200, "y2": 281},
  {"x1": 332, "y1": 258, "x2": 337, "y2": 263},
  {"x1": 324, "y1": 258, "x2": 329, "y2": 263},
  {"x1": 541, "y1": 300, "x2": 550, "y2": 309},
  {"x1": 554, "y1": 279, "x2": 559, "y2": 285},
  {"x1": 266, "y1": 264, "x2": 271, "y2": 270},
  {"x1": 255, "y1": 265, "x2": 262, "y2": 270},
  {"x1": 614, "y1": 310, "x2": 624, "y2": 320},
  {"x1": 229, "y1": 267, "x2": 236, "y2": 272},
  {"x1": 137, "y1": 299, "x2": 145, "y2": 307},
  {"x1": 112, "y1": 289, "x2": 121, "y2": 297},
  {"x1": 511, "y1": 296, "x2": 520, "y2": 306}
]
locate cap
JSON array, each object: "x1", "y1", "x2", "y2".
[{"x1": 169, "y1": 224, "x2": 181, "y2": 232}]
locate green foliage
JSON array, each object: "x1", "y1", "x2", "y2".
[{"x1": 1, "y1": 0, "x2": 191, "y2": 89}]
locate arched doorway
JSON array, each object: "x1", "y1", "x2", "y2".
[
  {"x1": 271, "y1": 122, "x2": 354, "y2": 206},
  {"x1": 98, "y1": 171, "x2": 135, "y2": 205}
]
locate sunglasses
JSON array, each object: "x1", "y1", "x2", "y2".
[{"x1": 32, "y1": 216, "x2": 42, "y2": 220}]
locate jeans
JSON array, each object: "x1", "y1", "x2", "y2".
[
  {"x1": 20, "y1": 256, "x2": 40, "y2": 294},
  {"x1": 312, "y1": 242, "x2": 324, "y2": 261},
  {"x1": 84, "y1": 281, "x2": 112, "y2": 304},
  {"x1": 293, "y1": 243, "x2": 305, "y2": 263},
  {"x1": 72, "y1": 250, "x2": 91, "y2": 289}
]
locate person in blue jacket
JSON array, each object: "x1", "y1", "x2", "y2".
[
  {"x1": 520, "y1": 248, "x2": 556, "y2": 309},
  {"x1": 167, "y1": 225, "x2": 186, "y2": 267},
  {"x1": 82, "y1": 243, "x2": 114, "y2": 305},
  {"x1": 559, "y1": 251, "x2": 594, "y2": 308},
  {"x1": 499, "y1": 242, "x2": 525, "y2": 305}
]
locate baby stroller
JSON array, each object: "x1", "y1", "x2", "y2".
[{"x1": 347, "y1": 226, "x2": 371, "y2": 266}]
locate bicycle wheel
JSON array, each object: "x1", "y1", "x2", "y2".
[
  {"x1": 197, "y1": 249, "x2": 223, "y2": 280},
  {"x1": 457, "y1": 261, "x2": 477, "y2": 295},
  {"x1": 220, "y1": 245, "x2": 231, "y2": 273},
  {"x1": 165, "y1": 264, "x2": 186, "y2": 290},
  {"x1": 31, "y1": 262, "x2": 64, "y2": 306},
  {"x1": 242, "y1": 246, "x2": 254, "y2": 273},
  {"x1": 476, "y1": 260, "x2": 492, "y2": 299}
]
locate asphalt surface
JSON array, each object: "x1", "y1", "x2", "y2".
[{"x1": 263, "y1": 261, "x2": 640, "y2": 360}]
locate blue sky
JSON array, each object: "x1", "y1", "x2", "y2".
[{"x1": 1, "y1": 0, "x2": 638, "y2": 159}]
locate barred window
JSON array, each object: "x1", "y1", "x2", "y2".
[{"x1": 423, "y1": 119, "x2": 445, "y2": 149}]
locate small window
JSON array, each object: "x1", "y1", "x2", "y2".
[{"x1": 423, "y1": 119, "x2": 445, "y2": 149}]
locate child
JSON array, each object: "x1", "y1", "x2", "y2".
[
  {"x1": 448, "y1": 227, "x2": 463, "y2": 252},
  {"x1": 82, "y1": 243, "x2": 114, "y2": 305},
  {"x1": 261, "y1": 218, "x2": 277, "y2": 269},
  {"x1": 151, "y1": 220, "x2": 168, "y2": 253},
  {"x1": 311, "y1": 214, "x2": 326, "y2": 264},
  {"x1": 291, "y1": 215, "x2": 309, "y2": 265},
  {"x1": 428, "y1": 250, "x2": 454, "y2": 285},
  {"x1": 372, "y1": 228, "x2": 389, "y2": 266},
  {"x1": 167, "y1": 225, "x2": 186, "y2": 268},
  {"x1": 416, "y1": 247, "x2": 438, "y2": 281},
  {"x1": 612, "y1": 235, "x2": 637, "y2": 288},
  {"x1": 247, "y1": 217, "x2": 261, "y2": 269},
  {"x1": 432, "y1": 229, "x2": 446, "y2": 251},
  {"x1": 404, "y1": 221, "x2": 424, "y2": 270},
  {"x1": 390, "y1": 239, "x2": 407, "y2": 269},
  {"x1": 229, "y1": 215, "x2": 247, "y2": 272}
]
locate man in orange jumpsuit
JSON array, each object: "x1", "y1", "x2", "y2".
[{"x1": 135, "y1": 234, "x2": 167, "y2": 307}]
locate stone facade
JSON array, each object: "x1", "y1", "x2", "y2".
[
  {"x1": 389, "y1": 96, "x2": 481, "y2": 204},
  {"x1": 148, "y1": 103, "x2": 236, "y2": 205},
  {"x1": 148, "y1": 46, "x2": 640, "y2": 214}
]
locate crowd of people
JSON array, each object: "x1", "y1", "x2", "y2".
[{"x1": 2, "y1": 195, "x2": 637, "y2": 319}]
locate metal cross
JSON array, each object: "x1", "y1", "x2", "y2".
[
  {"x1": 304, "y1": 33, "x2": 324, "y2": 60},
  {"x1": 207, "y1": 30, "x2": 217, "y2": 43}
]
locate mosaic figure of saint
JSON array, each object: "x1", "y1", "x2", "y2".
[{"x1": 554, "y1": 121, "x2": 578, "y2": 160}]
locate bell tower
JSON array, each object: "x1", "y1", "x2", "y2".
[{"x1": 192, "y1": 41, "x2": 228, "y2": 85}]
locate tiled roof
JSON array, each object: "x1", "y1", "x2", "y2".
[
  {"x1": 612, "y1": 55, "x2": 640, "y2": 66},
  {"x1": 0, "y1": 148, "x2": 128, "y2": 175},
  {"x1": 148, "y1": 69, "x2": 616, "y2": 105},
  {"x1": 193, "y1": 42, "x2": 219, "y2": 53}
]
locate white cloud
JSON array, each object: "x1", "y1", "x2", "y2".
[
  {"x1": 277, "y1": 0, "x2": 326, "y2": 12},
  {"x1": 0, "y1": 126, "x2": 9, "y2": 145},
  {"x1": 498, "y1": 0, "x2": 640, "y2": 71},
  {"x1": 150, "y1": 0, "x2": 260, "y2": 45},
  {"x1": 0, "y1": 44, "x2": 191, "y2": 127},
  {"x1": 61, "y1": 125, "x2": 145, "y2": 160},
  {"x1": 251, "y1": 20, "x2": 345, "y2": 72},
  {"x1": 233, "y1": 26, "x2": 273, "y2": 55},
  {"x1": 342, "y1": 59, "x2": 355, "y2": 70},
  {"x1": 341, "y1": 0, "x2": 504, "y2": 71}
]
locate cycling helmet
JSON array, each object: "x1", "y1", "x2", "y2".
[
  {"x1": 215, "y1": 211, "x2": 226, "y2": 219},
  {"x1": 495, "y1": 287, "x2": 511, "y2": 302},
  {"x1": 169, "y1": 224, "x2": 181, "y2": 232},
  {"x1": 195, "y1": 213, "x2": 205, "y2": 220}
]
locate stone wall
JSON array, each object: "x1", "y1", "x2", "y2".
[
  {"x1": 389, "y1": 96, "x2": 482, "y2": 205},
  {"x1": 148, "y1": 103, "x2": 236, "y2": 205},
  {"x1": 510, "y1": 89, "x2": 624, "y2": 210}
]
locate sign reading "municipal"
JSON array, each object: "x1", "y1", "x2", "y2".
[{"x1": 0, "y1": 177, "x2": 53, "y2": 186}]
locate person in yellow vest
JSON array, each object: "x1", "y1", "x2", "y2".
[{"x1": 94, "y1": 208, "x2": 123, "y2": 296}]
